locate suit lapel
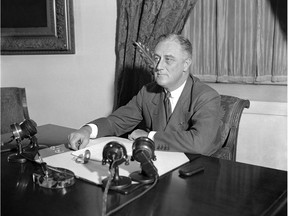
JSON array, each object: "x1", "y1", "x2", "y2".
[{"x1": 165, "y1": 76, "x2": 194, "y2": 130}]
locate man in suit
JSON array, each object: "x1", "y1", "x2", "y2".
[{"x1": 68, "y1": 34, "x2": 221, "y2": 155}]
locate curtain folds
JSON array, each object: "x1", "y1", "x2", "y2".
[
  {"x1": 114, "y1": 0, "x2": 198, "y2": 110},
  {"x1": 183, "y1": 0, "x2": 287, "y2": 84}
]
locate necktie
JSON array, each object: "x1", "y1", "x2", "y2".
[{"x1": 164, "y1": 91, "x2": 172, "y2": 122}]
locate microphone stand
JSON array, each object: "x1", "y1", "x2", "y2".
[
  {"x1": 102, "y1": 158, "x2": 131, "y2": 190},
  {"x1": 7, "y1": 135, "x2": 39, "y2": 163},
  {"x1": 130, "y1": 151, "x2": 158, "y2": 184},
  {"x1": 102, "y1": 141, "x2": 131, "y2": 190}
]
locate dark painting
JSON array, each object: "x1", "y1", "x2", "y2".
[
  {"x1": 1, "y1": 0, "x2": 47, "y2": 28},
  {"x1": 1, "y1": 0, "x2": 75, "y2": 55}
]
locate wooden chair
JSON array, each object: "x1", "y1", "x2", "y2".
[
  {"x1": 1, "y1": 87, "x2": 30, "y2": 134},
  {"x1": 211, "y1": 95, "x2": 250, "y2": 161}
]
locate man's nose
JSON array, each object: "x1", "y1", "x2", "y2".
[{"x1": 156, "y1": 58, "x2": 164, "y2": 70}]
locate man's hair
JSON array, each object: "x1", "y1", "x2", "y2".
[{"x1": 157, "y1": 33, "x2": 192, "y2": 58}]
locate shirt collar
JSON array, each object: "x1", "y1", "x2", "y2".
[{"x1": 169, "y1": 80, "x2": 187, "y2": 99}]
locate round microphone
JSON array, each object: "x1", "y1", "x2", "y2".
[
  {"x1": 130, "y1": 137, "x2": 158, "y2": 184},
  {"x1": 10, "y1": 119, "x2": 37, "y2": 141},
  {"x1": 7, "y1": 119, "x2": 38, "y2": 163},
  {"x1": 102, "y1": 141, "x2": 129, "y2": 167},
  {"x1": 131, "y1": 137, "x2": 156, "y2": 162}
]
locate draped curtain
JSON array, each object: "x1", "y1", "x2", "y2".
[
  {"x1": 182, "y1": 0, "x2": 287, "y2": 84},
  {"x1": 114, "y1": 0, "x2": 198, "y2": 110}
]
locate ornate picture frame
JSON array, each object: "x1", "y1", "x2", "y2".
[{"x1": 1, "y1": 0, "x2": 75, "y2": 55}]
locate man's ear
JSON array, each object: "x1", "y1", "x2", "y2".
[{"x1": 183, "y1": 58, "x2": 192, "y2": 72}]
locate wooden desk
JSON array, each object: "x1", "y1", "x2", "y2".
[{"x1": 1, "y1": 124, "x2": 287, "y2": 216}]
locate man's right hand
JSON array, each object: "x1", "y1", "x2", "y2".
[{"x1": 67, "y1": 125, "x2": 92, "y2": 150}]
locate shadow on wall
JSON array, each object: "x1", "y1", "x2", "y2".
[
  {"x1": 267, "y1": 0, "x2": 287, "y2": 38},
  {"x1": 114, "y1": 65, "x2": 153, "y2": 110}
]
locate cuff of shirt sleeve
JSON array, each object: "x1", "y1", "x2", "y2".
[
  {"x1": 86, "y1": 123, "x2": 98, "y2": 139},
  {"x1": 148, "y1": 131, "x2": 156, "y2": 141}
]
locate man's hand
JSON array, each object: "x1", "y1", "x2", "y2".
[
  {"x1": 68, "y1": 125, "x2": 92, "y2": 150},
  {"x1": 128, "y1": 129, "x2": 148, "y2": 141}
]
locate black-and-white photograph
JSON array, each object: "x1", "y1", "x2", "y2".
[{"x1": 1, "y1": 1, "x2": 287, "y2": 216}]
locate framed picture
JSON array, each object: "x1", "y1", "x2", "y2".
[{"x1": 1, "y1": 0, "x2": 75, "y2": 55}]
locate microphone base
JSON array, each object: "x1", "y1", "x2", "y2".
[
  {"x1": 130, "y1": 171, "x2": 155, "y2": 184},
  {"x1": 102, "y1": 176, "x2": 131, "y2": 190},
  {"x1": 7, "y1": 152, "x2": 28, "y2": 163}
]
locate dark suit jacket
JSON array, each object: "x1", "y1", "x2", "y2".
[{"x1": 91, "y1": 75, "x2": 221, "y2": 156}]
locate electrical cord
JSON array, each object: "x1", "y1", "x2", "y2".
[
  {"x1": 101, "y1": 160, "x2": 116, "y2": 216},
  {"x1": 104, "y1": 174, "x2": 159, "y2": 216},
  {"x1": 1, "y1": 136, "x2": 18, "y2": 153},
  {"x1": 1, "y1": 136, "x2": 14, "y2": 145}
]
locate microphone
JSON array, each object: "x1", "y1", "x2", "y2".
[
  {"x1": 102, "y1": 141, "x2": 131, "y2": 190},
  {"x1": 6, "y1": 119, "x2": 38, "y2": 163},
  {"x1": 2, "y1": 119, "x2": 37, "y2": 146},
  {"x1": 10, "y1": 119, "x2": 37, "y2": 141},
  {"x1": 130, "y1": 137, "x2": 158, "y2": 184}
]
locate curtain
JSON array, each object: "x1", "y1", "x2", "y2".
[
  {"x1": 114, "y1": 0, "x2": 198, "y2": 110},
  {"x1": 182, "y1": 0, "x2": 287, "y2": 84}
]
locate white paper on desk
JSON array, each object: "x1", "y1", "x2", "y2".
[
  {"x1": 42, "y1": 136, "x2": 189, "y2": 185},
  {"x1": 72, "y1": 136, "x2": 133, "y2": 161}
]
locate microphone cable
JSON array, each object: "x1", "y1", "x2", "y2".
[
  {"x1": 101, "y1": 158, "x2": 116, "y2": 216},
  {"x1": 103, "y1": 174, "x2": 159, "y2": 216},
  {"x1": 1, "y1": 136, "x2": 15, "y2": 153},
  {"x1": 1, "y1": 136, "x2": 14, "y2": 145}
]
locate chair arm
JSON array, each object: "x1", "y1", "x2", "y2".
[{"x1": 211, "y1": 146, "x2": 232, "y2": 160}]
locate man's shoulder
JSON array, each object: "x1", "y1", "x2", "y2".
[{"x1": 192, "y1": 76, "x2": 219, "y2": 97}]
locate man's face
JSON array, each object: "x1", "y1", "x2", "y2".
[{"x1": 154, "y1": 39, "x2": 191, "y2": 91}]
